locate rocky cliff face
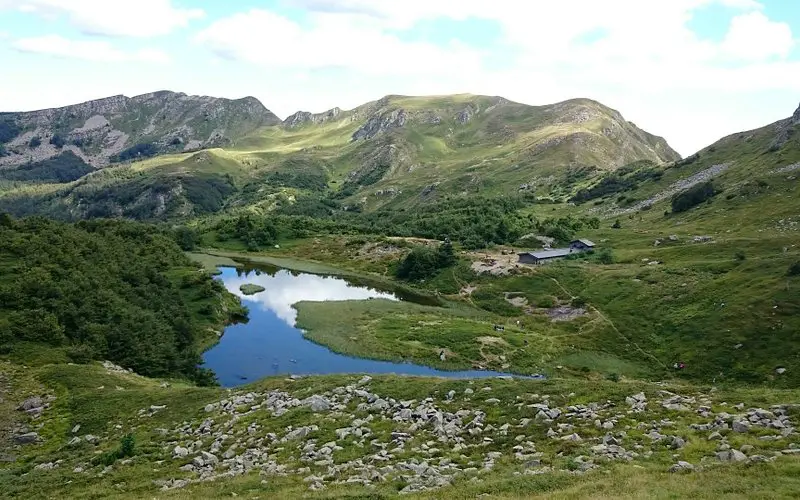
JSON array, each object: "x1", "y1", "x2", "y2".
[
  {"x1": 0, "y1": 91, "x2": 279, "y2": 167},
  {"x1": 283, "y1": 107, "x2": 342, "y2": 128}
]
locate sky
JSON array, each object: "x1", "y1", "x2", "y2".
[{"x1": 1, "y1": 0, "x2": 799, "y2": 156}]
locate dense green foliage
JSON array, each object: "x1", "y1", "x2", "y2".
[
  {"x1": 570, "y1": 162, "x2": 663, "y2": 204},
  {"x1": 215, "y1": 213, "x2": 279, "y2": 251},
  {"x1": 264, "y1": 170, "x2": 328, "y2": 191},
  {"x1": 0, "y1": 151, "x2": 93, "y2": 183},
  {"x1": 115, "y1": 143, "x2": 158, "y2": 162},
  {"x1": 206, "y1": 196, "x2": 600, "y2": 251},
  {"x1": 28, "y1": 136, "x2": 42, "y2": 148},
  {"x1": 671, "y1": 181, "x2": 719, "y2": 213},
  {"x1": 0, "y1": 116, "x2": 21, "y2": 143},
  {"x1": 50, "y1": 134, "x2": 66, "y2": 148},
  {"x1": 0, "y1": 215, "x2": 239, "y2": 383},
  {"x1": 396, "y1": 240, "x2": 456, "y2": 281}
]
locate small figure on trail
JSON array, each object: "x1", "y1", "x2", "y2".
[{"x1": 439, "y1": 350, "x2": 446, "y2": 361}]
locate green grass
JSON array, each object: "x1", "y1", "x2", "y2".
[{"x1": 3, "y1": 360, "x2": 800, "y2": 499}]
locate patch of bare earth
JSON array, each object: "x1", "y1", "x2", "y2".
[
  {"x1": 547, "y1": 306, "x2": 588, "y2": 322},
  {"x1": 504, "y1": 293, "x2": 528, "y2": 307},
  {"x1": 469, "y1": 251, "x2": 525, "y2": 276}
]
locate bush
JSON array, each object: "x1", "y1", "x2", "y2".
[
  {"x1": 66, "y1": 344, "x2": 95, "y2": 364},
  {"x1": 606, "y1": 372, "x2": 620, "y2": 382},
  {"x1": 788, "y1": 261, "x2": 800, "y2": 276},
  {"x1": 396, "y1": 246, "x2": 440, "y2": 281},
  {"x1": 115, "y1": 143, "x2": 158, "y2": 162},
  {"x1": 95, "y1": 434, "x2": 136, "y2": 466},
  {"x1": 535, "y1": 296, "x2": 556, "y2": 308},
  {"x1": 671, "y1": 181, "x2": 718, "y2": 213},
  {"x1": 28, "y1": 136, "x2": 42, "y2": 148},
  {"x1": 612, "y1": 219, "x2": 622, "y2": 229},
  {"x1": 734, "y1": 251, "x2": 746, "y2": 261},
  {"x1": 571, "y1": 296, "x2": 587, "y2": 308},
  {"x1": 174, "y1": 226, "x2": 199, "y2": 251},
  {"x1": 596, "y1": 248, "x2": 615, "y2": 264},
  {"x1": 50, "y1": 134, "x2": 66, "y2": 148}
]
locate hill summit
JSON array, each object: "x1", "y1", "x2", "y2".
[{"x1": 0, "y1": 91, "x2": 279, "y2": 168}]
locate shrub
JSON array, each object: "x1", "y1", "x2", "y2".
[
  {"x1": 50, "y1": 134, "x2": 66, "y2": 148},
  {"x1": 606, "y1": 372, "x2": 620, "y2": 382},
  {"x1": 66, "y1": 344, "x2": 95, "y2": 364},
  {"x1": 95, "y1": 434, "x2": 136, "y2": 466},
  {"x1": 571, "y1": 296, "x2": 587, "y2": 308},
  {"x1": 115, "y1": 142, "x2": 158, "y2": 162},
  {"x1": 734, "y1": 251, "x2": 746, "y2": 261},
  {"x1": 396, "y1": 246, "x2": 440, "y2": 281},
  {"x1": 28, "y1": 136, "x2": 42, "y2": 148},
  {"x1": 788, "y1": 261, "x2": 800, "y2": 277},
  {"x1": 612, "y1": 219, "x2": 622, "y2": 229},
  {"x1": 536, "y1": 296, "x2": 556, "y2": 308},
  {"x1": 595, "y1": 248, "x2": 615, "y2": 264},
  {"x1": 671, "y1": 181, "x2": 718, "y2": 213}
]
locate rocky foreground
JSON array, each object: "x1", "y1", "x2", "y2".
[
  {"x1": 5, "y1": 365, "x2": 800, "y2": 498},
  {"x1": 17, "y1": 373, "x2": 799, "y2": 497}
]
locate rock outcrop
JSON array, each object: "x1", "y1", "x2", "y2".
[{"x1": 0, "y1": 91, "x2": 279, "y2": 167}]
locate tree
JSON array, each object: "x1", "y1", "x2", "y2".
[
  {"x1": 50, "y1": 134, "x2": 66, "y2": 148},
  {"x1": 175, "y1": 226, "x2": 198, "y2": 251},
  {"x1": 396, "y1": 246, "x2": 440, "y2": 281},
  {"x1": 436, "y1": 238, "x2": 456, "y2": 268}
]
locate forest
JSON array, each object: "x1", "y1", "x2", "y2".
[
  {"x1": 207, "y1": 195, "x2": 600, "y2": 251},
  {"x1": 0, "y1": 214, "x2": 244, "y2": 384}
]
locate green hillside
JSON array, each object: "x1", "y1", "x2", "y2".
[
  {"x1": 0, "y1": 94, "x2": 680, "y2": 219},
  {"x1": 2, "y1": 96, "x2": 800, "y2": 499}
]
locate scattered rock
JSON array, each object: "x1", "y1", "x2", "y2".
[
  {"x1": 669, "y1": 461, "x2": 695, "y2": 473},
  {"x1": 13, "y1": 432, "x2": 40, "y2": 445}
]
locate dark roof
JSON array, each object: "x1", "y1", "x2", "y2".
[
  {"x1": 572, "y1": 239, "x2": 595, "y2": 247},
  {"x1": 521, "y1": 248, "x2": 573, "y2": 260}
]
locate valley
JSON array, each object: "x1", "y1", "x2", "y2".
[{"x1": 0, "y1": 92, "x2": 799, "y2": 499}]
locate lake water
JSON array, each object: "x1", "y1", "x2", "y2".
[{"x1": 202, "y1": 265, "x2": 536, "y2": 387}]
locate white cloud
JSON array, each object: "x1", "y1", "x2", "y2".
[
  {"x1": 12, "y1": 35, "x2": 171, "y2": 63},
  {"x1": 722, "y1": 11, "x2": 794, "y2": 60},
  {"x1": 7, "y1": 0, "x2": 204, "y2": 37},
  {"x1": 222, "y1": 270, "x2": 396, "y2": 326},
  {"x1": 194, "y1": 9, "x2": 483, "y2": 78},
  {"x1": 263, "y1": 0, "x2": 798, "y2": 154}
]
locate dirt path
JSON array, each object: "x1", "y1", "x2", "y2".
[{"x1": 549, "y1": 278, "x2": 667, "y2": 370}]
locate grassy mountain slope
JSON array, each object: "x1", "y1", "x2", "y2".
[
  {"x1": 182, "y1": 102, "x2": 800, "y2": 388},
  {"x1": 0, "y1": 94, "x2": 679, "y2": 219}
]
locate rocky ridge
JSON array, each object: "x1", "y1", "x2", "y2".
[{"x1": 0, "y1": 91, "x2": 279, "y2": 168}]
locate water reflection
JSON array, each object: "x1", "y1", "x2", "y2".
[
  {"x1": 225, "y1": 266, "x2": 398, "y2": 325},
  {"x1": 202, "y1": 266, "x2": 537, "y2": 387}
]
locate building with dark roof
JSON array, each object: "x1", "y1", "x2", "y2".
[{"x1": 518, "y1": 239, "x2": 596, "y2": 265}]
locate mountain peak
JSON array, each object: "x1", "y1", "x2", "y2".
[
  {"x1": 0, "y1": 91, "x2": 279, "y2": 168},
  {"x1": 793, "y1": 102, "x2": 800, "y2": 125}
]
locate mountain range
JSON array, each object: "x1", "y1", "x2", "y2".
[
  {"x1": 1, "y1": 90, "x2": 797, "y2": 222},
  {"x1": 0, "y1": 91, "x2": 680, "y2": 219}
]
